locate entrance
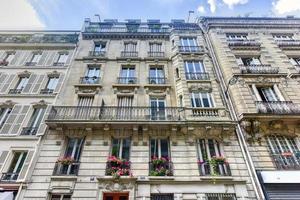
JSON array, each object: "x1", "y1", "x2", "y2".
[{"x1": 103, "y1": 193, "x2": 129, "y2": 200}]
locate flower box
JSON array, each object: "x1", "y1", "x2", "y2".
[
  {"x1": 106, "y1": 156, "x2": 132, "y2": 179},
  {"x1": 57, "y1": 156, "x2": 75, "y2": 165}
]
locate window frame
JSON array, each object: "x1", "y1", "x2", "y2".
[
  {"x1": 190, "y1": 92, "x2": 215, "y2": 108},
  {"x1": 111, "y1": 138, "x2": 131, "y2": 160},
  {"x1": 0, "y1": 107, "x2": 12, "y2": 129},
  {"x1": 150, "y1": 138, "x2": 170, "y2": 159}
]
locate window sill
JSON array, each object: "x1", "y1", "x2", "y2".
[{"x1": 50, "y1": 175, "x2": 78, "y2": 181}]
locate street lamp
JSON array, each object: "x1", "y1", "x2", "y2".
[{"x1": 225, "y1": 76, "x2": 238, "y2": 97}]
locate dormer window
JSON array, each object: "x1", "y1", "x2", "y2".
[{"x1": 227, "y1": 34, "x2": 248, "y2": 41}]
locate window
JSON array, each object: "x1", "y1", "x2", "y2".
[
  {"x1": 149, "y1": 43, "x2": 162, "y2": 52},
  {"x1": 10, "y1": 77, "x2": 29, "y2": 93},
  {"x1": 205, "y1": 193, "x2": 237, "y2": 200},
  {"x1": 29, "y1": 53, "x2": 42, "y2": 65},
  {"x1": 94, "y1": 43, "x2": 106, "y2": 52},
  {"x1": 151, "y1": 194, "x2": 174, "y2": 200},
  {"x1": 64, "y1": 138, "x2": 84, "y2": 161},
  {"x1": 237, "y1": 57, "x2": 261, "y2": 66},
  {"x1": 44, "y1": 77, "x2": 59, "y2": 93},
  {"x1": 82, "y1": 66, "x2": 100, "y2": 84},
  {"x1": 290, "y1": 57, "x2": 300, "y2": 66},
  {"x1": 180, "y1": 37, "x2": 197, "y2": 47},
  {"x1": 77, "y1": 96, "x2": 94, "y2": 107},
  {"x1": 117, "y1": 96, "x2": 133, "y2": 107},
  {"x1": 273, "y1": 34, "x2": 294, "y2": 41},
  {"x1": 126, "y1": 23, "x2": 139, "y2": 32},
  {"x1": 75, "y1": 96, "x2": 94, "y2": 118},
  {"x1": 0, "y1": 107, "x2": 12, "y2": 129},
  {"x1": 22, "y1": 107, "x2": 45, "y2": 135},
  {"x1": 149, "y1": 66, "x2": 165, "y2": 84},
  {"x1": 119, "y1": 66, "x2": 136, "y2": 84},
  {"x1": 50, "y1": 194, "x2": 71, "y2": 200},
  {"x1": 116, "y1": 96, "x2": 133, "y2": 119},
  {"x1": 226, "y1": 34, "x2": 248, "y2": 40},
  {"x1": 251, "y1": 85, "x2": 283, "y2": 102},
  {"x1": 111, "y1": 138, "x2": 131, "y2": 160},
  {"x1": 267, "y1": 136, "x2": 300, "y2": 169},
  {"x1": 56, "y1": 53, "x2": 68, "y2": 64},
  {"x1": 150, "y1": 97, "x2": 166, "y2": 120},
  {"x1": 124, "y1": 42, "x2": 137, "y2": 52},
  {"x1": 150, "y1": 139, "x2": 169, "y2": 158},
  {"x1": 1, "y1": 151, "x2": 28, "y2": 181},
  {"x1": 3, "y1": 52, "x2": 15, "y2": 64},
  {"x1": 190, "y1": 92, "x2": 215, "y2": 108},
  {"x1": 184, "y1": 61, "x2": 206, "y2": 80}
]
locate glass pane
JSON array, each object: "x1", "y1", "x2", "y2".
[
  {"x1": 51, "y1": 195, "x2": 61, "y2": 200},
  {"x1": 160, "y1": 139, "x2": 169, "y2": 158},
  {"x1": 202, "y1": 93, "x2": 210, "y2": 107},
  {"x1": 65, "y1": 138, "x2": 76, "y2": 157},
  {"x1": 150, "y1": 139, "x2": 158, "y2": 158},
  {"x1": 15, "y1": 152, "x2": 27, "y2": 173},
  {"x1": 122, "y1": 138, "x2": 131, "y2": 160},
  {"x1": 111, "y1": 139, "x2": 120, "y2": 157},
  {"x1": 73, "y1": 138, "x2": 84, "y2": 161},
  {"x1": 208, "y1": 139, "x2": 216, "y2": 157}
]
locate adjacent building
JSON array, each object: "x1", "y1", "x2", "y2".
[{"x1": 201, "y1": 17, "x2": 300, "y2": 200}]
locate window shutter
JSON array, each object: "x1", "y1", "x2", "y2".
[
  {"x1": 251, "y1": 85, "x2": 262, "y2": 101},
  {"x1": 0, "y1": 73, "x2": 8, "y2": 92},
  {"x1": 51, "y1": 52, "x2": 60, "y2": 66},
  {"x1": 53, "y1": 74, "x2": 64, "y2": 93},
  {"x1": 9, "y1": 51, "x2": 22, "y2": 66},
  {"x1": 17, "y1": 150, "x2": 34, "y2": 181},
  {"x1": 17, "y1": 51, "x2": 32, "y2": 66},
  {"x1": 64, "y1": 50, "x2": 73, "y2": 66},
  {"x1": 45, "y1": 51, "x2": 56, "y2": 66},
  {"x1": 22, "y1": 74, "x2": 37, "y2": 93},
  {"x1": 0, "y1": 50, "x2": 6, "y2": 60},
  {"x1": 37, "y1": 51, "x2": 48, "y2": 66},
  {"x1": 252, "y1": 58, "x2": 261, "y2": 65},
  {"x1": 0, "y1": 151, "x2": 9, "y2": 171},
  {"x1": 36, "y1": 106, "x2": 51, "y2": 136},
  {"x1": 0, "y1": 74, "x2": 15, "y2": 93},
  {"x1": 273, "y1": 84, "x2": 285, "y2": 101},
  {"x1": 11, "y1": 105, "x2": 30, "y2": 135},
  {"x1": 0, "y1": 105, "x2": 22, "y2": 135},
  {"x1": 31, "y1": 75, "x2": 46, "y2": 94},
  {"x1": 290, "y1": 58, "x2": 298, "y2": 65}
]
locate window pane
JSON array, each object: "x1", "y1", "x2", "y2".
[
  {"x1": 160, "y1": 139, "x2": 169, "y2": 158},
  {"x1": 111, "y1": 138, "x2": 120, "y2": 157},
  {"x1": 150, "y1": 139, "x2": 158, "y2": 158},
  {"x1": 122, "y1": 138, "x2": 131, "y2": 160}
]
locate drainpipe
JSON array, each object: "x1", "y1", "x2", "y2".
[{"x1": 201, "y1": 26, "x2": 265, "y2": 200}]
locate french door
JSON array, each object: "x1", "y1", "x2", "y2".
[
  {"x1": 150, "y1": 98, "x2": 166, "y2": 120},
  {"x1": 103, "y1": 193, "x2": 129, "y2": 200}
]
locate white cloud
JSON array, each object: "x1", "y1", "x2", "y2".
[
  {"x1": 208, "y1": 0, "x2": 217, "y2": 13},
  {"x1": 197, "y1": 5, "x2": 206, "y2": 14},
  {"x1": 0, "y1": 0, "x2": 44, "y2": 29},
  {"x1": 272, "y1": 0, "x2": 300, "y2": 14},
  {"x1": 222, "y1": 0, "x2": 248, "y2": 9}
]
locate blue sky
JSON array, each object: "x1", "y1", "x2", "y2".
[{"x1": 0, "y1": 0, "x2": 300, "y2": 30}]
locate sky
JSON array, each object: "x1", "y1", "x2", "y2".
[{"x1": 0, "y1": 0, "x2": 300, "y2": 30}]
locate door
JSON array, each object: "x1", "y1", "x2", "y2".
[
  {"x1": 103, "y1": 193, "x2": 129, "y2": 200},
  {"x1": 150, "y1": 98, "x2": 166, "y2": 120}
]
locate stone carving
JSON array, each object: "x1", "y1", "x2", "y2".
[{"x1": 98, "y1": 178, "x2": 136, "y2": 191}]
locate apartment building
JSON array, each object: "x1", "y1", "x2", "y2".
[
  {"x1": 17, "y1": 19, "x2": 258, "y2": 200},
  {"x1": 0, "y1": 31, "x2": 78, "y2": 199},
  {"x1": 201, "y1": 17, "x2": 300, "y2": 200}
]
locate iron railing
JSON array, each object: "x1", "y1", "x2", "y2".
[
  {"x1": 88, "y1": 51, "x2": 106, "y2": 57},
  {"x1": 84, "y1": 26, "x2": 170, "y2": 33},
  {"x1": 48, "y1": 106, "x2": 185, "y2": 122},
  {"x1": 178, "y1": 46, "x2": 203, "y2": 53},
  {"x1": 8, "y1": 89, "x2": 23, "y2": 94},
  {"x1": 0, "y1": 172, "x2": 19, "y2": 182},
  {"x1": 53, "y1": 161, "x2": 80, "y2": 176},
  {"x1": 255, "y1": 101, "x2": 300, "y2": 114},
  {"x1": 239, "y1": 64, "x2": 279, "y2": 74},
  {"x1": 105, "y1": 161, "x2": 131, "y2": 176},
  {"x1": 120, "y1": 51, "x2": 138, "y2": 57},
  {"x1": 149, "y1": 161, "x2": 173, "y2": 176},
  {"x1": 40, "y1": 88, "x2": 54, "y2": 94},
  {"x1": 21, "y1": 127, "x2": 38, "y2": 135},
  {"x1": 25, "y1": 62, "x2": 37, "y2": 66},
  {"x1": 199, "y1": 162, "x2": 231, "y2": 176},
  {"x1": 148, "y1": 51, "x2": 165, "y2": 58},
  {"x1": 79, "y1": 76, "x2": 100, "y2": 84},
  {"x1": 117, "y1": 77, "x2": 137, "y2": 84},
  {"x1": 276, "y1": 40, "x2": 300, "y2": 47},
  {"x1": 272, "y1": 153, "x2": 300, "y2": 170},
  {"x1": 227, "y1": 39, "x2": 261, "y2": 47},
  {"x1": 148, "y1": 77, "x2": 166, "y2": 84},
  {"x1": 53, "y1": 62, "x2": 65, "y2": 66},
  {"x1": 185, "y1": 72, "x2": 210, "y2": 80}
]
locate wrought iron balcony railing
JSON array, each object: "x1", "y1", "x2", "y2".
[
  {"x1": 239, "y1": 64, "x2": 279, "y2": 74},
  {"x1": 199, "y1": 162, "x2": 231, "y2": 176},
  {"x1": 25, "y1": 62, "x2": 37, "y2": 66},
  {"x1": 21, "y1": 127, "x2": 38, "y2": 135},
  {"x1": 53, "y1": 62, "x2": 65, "y2": 66},
  {"x1": 185, "y1": 72, "x2": 210, "y2": 80},
  {"x1": 148, "y1": 51, "x2": 165, "y2": 58},
  {"x1": 149, "y1": 161, "x2": 173, "y2": 176},
  {"x1": 117, "y1": 77, "x2": 137, "y2": 84},
  {"x1": 256, "y1": 101, "x2": 300, "y2": 114},
  {"x1": 105, "y1": 160, "x2": 131, "y2": 176},
  {"x1": 88, "y1": 51, "x2": 106, "y2": 57},
  {"x1": 79, "y1": 76, "x2": 100, "y2": 84},
  {"x1": 8, "y1": 89, "x2": 23, "y2": 94},
  {"x1": 276, "y1": 40, "x2": 300, "y2": 47},
  {"x1": 272, "y1": 153, "x2": 300, "y2": 170},
  {"x1": 53, "y1": 161, "x2": 80, "y2": 176},
  {"x1": 148, "y1": 77, "x2": 166, "y2": 84},
  {"x1": 84, "y1": 26, "x2": 170, "y2": 33},
  {"x1": 40, "y1": 88, "x2": 54, "y2": 94},
  {"x1": 120, "y1": 51, "x2": 138, "y2": 58},
  {"x1": 227, "y1": 39, "x2": 261, "y2": 47},
  {"x1": 0, "y1": 172, "x2": 19, "y2": 182},
  {"x1": 178, "y1": 46, "x2": 203, "y2": 53},
  {"x1": 48, "y1": 106, "x2": 185, "y2": 122}
]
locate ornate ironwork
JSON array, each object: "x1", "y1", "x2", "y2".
[
  {"x1": 80, "y1": 76, "x2": 100, "y2": 84},
  {"x1": 120, "y1": 51, "x2": 138, "y2": 57},
  {"x1": 178, "y1": 46, "x2": 203, "y2": 53},
  {"x1": 88, "y1": 51, "x2": 106, "y2": 57},
  {"x1": 185, "y1": 72, "x2": 210, "y2": 80},
  {"x1": 8, "y1": 89, "x2": 22, "y2": 94},
  {"x1": 198, "y1": 162, "x2": 231, "y2": 176},
  {"x1": 0, "y1": 34, "x2": 78, "y2": 44},
  {"x1": 53, "y1": 161, "x2": 80, "y2": 176},
  {"x1": 117, "y1": 77, "x2": 137, "y2": 84},
  {"x1": 21, "y1": 127, "x2": 38, "y2": 135},
  {"x1": 148, "y1": 51, "x2": 164, "y2": 58},
  {"x1": 40, "y1": 89, "x2": 54, "y2": 94},
  {"x1": 256, "y1": 101, "x2": 300, "y2": 114},
  {"x1": 239, "y1": 64, "x2": 279, "y2": 74},
  {"x1": 148, "y1": 77, "x2": 166, "y2": 84},
  {"x1": 0, "y1": 173, "x2": 19, "y2": 182},
  {"x1": 272, "y1": 153, "x2": 300, "y2": 170}
]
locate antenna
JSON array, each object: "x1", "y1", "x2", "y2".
[
  {"x1": 187, "y1": 11, "x2": 194, "y2": 23},
  {"x1": 94, "y1": 14, "x2": 101, "y2": 22}
]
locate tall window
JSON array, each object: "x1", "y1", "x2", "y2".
[
  {"x1": 64, "y1": 138, "x2": 84, "y2": 161},
  {"x1": 29, "y1": 53, "x2": 42, "y2": 65},
  {"x1": 119, "y1": 66, "x2": 136, "y2": 84},
  {"x1": 251, "y1": 85, "x2": 283, "y2": 102},
  {"x1": 197, "y1": 139, "x2": 223, "y2": 161},
  {"x1": 150, "y1": 97, "x2": 166, "y2": 120},
  {"x1": 180, "y1": 37, "x2": 197, "y2": 47},
  {"x1": 44, "y1": 77, "x2": 59, "y2": 93},
  {"x1": 150, "y1": 139, "x2": 169, "y2": 158},
  {"x1": 117, "y1": 96, "x2": 133, "y2": 107},
  {"x1": 273, "y1": 34, "x2": 294, "y2": 41},
  {"x1": 116, "y1": 96, "x2": 133, "y2": 119},
  {"x1": 149, "y1": 43, "x2": 162, "y2": 52},
  {"x1": 184, "y1": 61, "x2": 206, "y2": 80},
  {"x1": 22, "y1": 107, "x2": 45, "y2": 135},
  {"x1": 236, "y1": 57, "x2": 261, "y2": 66},
  {"x1": 50, "y1": 194, "x2": 71, "y2": 200},
  {"x1": 0, "y1": 107, "x2": 12, "y2": 129},
  {"x1": 94, "y1": 43, "x2": 106, "y2": 52},
  {"x1": 56, "y1": 53, "x2": 68, "y2": 64},
  {"x1": 11, "y1": 77, "x2": 29, "y2": 94},
  {"x1": 149, "y1": 66, "x2": 165, "y2": 84},
  {"x1": 77, "y1": 96, "x2": 94, "y2": 107},
  {"x1": 124, "y1": 42, "x2": 137, "y2": 52},
  {"x1": 1, "y1": 151, "x2": 28, "y2": 181},
  {"x1": 226, "y1": 34, "x2": 248, "y2": 40},
  {"x1": 82, "y1": 66, "x2": 100, "y2": 84},
  {"x1": 111, "y1": 138, "x2": 131, "y2": 160},
  {"x1": 190, "y1": 92, "x2": 215, "y2": 108},
  {"x1": 3, "y1": 52, "x2": 15, "y2": 65}
]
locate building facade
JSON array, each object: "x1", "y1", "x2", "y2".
[
  {"x1": 0, "y1": 32, "x2": 78, "y2": 199},
  {"x1": 201, "y1": 17, "x2": 300, "y2": 200}
]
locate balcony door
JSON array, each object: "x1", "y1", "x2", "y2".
[
  {"x1": 149, "y1": 67, "x2": 164, "y2": 84},
  {"x1": 103, "y1": 193, "x2": 128, "y2": 200},
  {"x1": 150, "y1": 98, "x2": 165, "y2": 120},
  {"x1": 120, "y1": 67, "x2": 135, "y2": 84},
  {"x1": 116, "y1": 96, "x2": 133, "y2": 119}
]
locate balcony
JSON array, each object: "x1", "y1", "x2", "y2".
[
  {"x1": 0, "y1": 173, "x2": 19, "y2": 182},
  {"x1": 185, "y1": 72, "x2": 210, "y2": 80},
  {"x1": 117, "y1": 77, "x2": 137, "y2": 84},
  {"x1": 20, "y1": 127, "x2": 38, "y2": 135},
  {"x1": 189, "y1": 107, "x2": 221, "y2": 117},
  {"x1": 40, "y1": 88, "x2": 54, "y2": 94},
  {"x1": 84, "y1": 26, "x2": 170, "y2": 34},
  {"x1": 199, "y1": 162, "x2": 231, "y2": 176},
  {"x1": 148, "y1": 51, "x2": 165, "y2": 58},
  {"x1": 79, "y1": 76, "x2": 100, "y2": 84},
  {"x1": 149, "y1": 159, "x2": 173, "y2": 176},
  {"x1": 239, "y1": 64, "x2": 279, "y2": 74},
  {"x1": 88, "y1": 50, "x2": 106, "y2": 57},
  {"x1": 25, "y1": 62, "x2": 37, "y2": 66},
  {"x1": 148, "y1": 77, "x2": 166, "y2": 84},
  {"x1": 105, "y1": 158, "x2": 131, "y2": 177},
  {"x1": 272, "y1": 153, "x2": 300, "y2": 170},
  {"x1": 53, "y1": 161, "x2": 80, "y2": 176},
  {"x1": 120, "y1": 51, "x2": 138, "y2": 58},
  {"x1": 227, "y1": 39, "x2": 261, "y2": 50},
  {"x1": 8, "y1": 89, "x2": 22, "y2": 94},
  {"x1": 178, "y1": 46, "x2": 203, "y2": 53},
  {"x1": 48, "y1": 106, "x2": 185, "y2": 123},
  {"x1": 276, "y1": 40, "x2": 300, "y2": 50},
  {"x1": 256, "y1": 101, "x2": 300, "y2": 114}
]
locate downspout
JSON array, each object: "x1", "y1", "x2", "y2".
[{"x1": 200, "y1": 25, "x2": 265, "y2": 200}]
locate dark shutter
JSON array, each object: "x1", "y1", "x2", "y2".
[{"x1": 265, "y1": 184, "x2": 300, "y2": 200}]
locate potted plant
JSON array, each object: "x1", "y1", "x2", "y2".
[
  {"x1": 106, "y1": 156, "x2": 132, "y2": 179},
  {"x1": 57, "y1": 156, "x2": 75, "y2": 165},
  {"x1": 281, "y1": 151, "x2": 293, "y2": 157},
  {"x1": 149, "y1": 156, "x2": 172, "y2": 176}
]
